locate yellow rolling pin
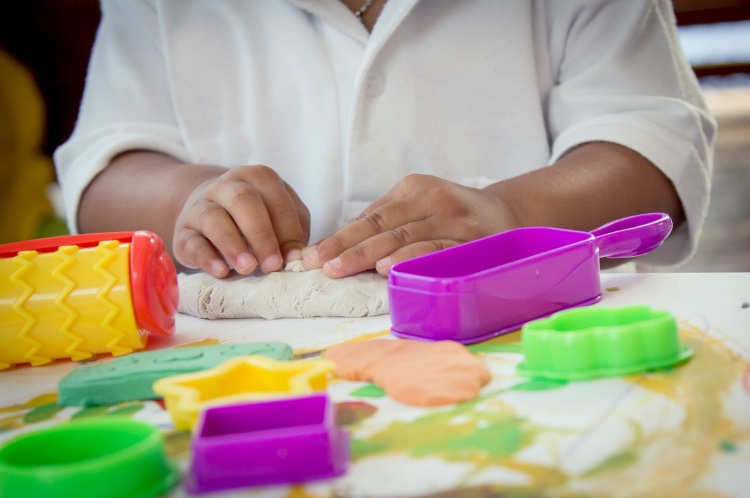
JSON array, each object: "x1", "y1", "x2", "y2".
[{"x1": 0, "y1": 231, "x2": 178, "y2": 370}]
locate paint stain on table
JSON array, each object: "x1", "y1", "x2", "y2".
[{"x1": 340, "y1": 322, "x2": 749, "y2": 497}]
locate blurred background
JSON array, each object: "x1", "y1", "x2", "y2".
[{"x1": 0, "y1": 0, "x2": 748, "y2": 271}]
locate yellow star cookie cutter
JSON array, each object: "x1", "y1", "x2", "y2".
[{"x1": 153, "y1": 355, "x2": 334, "y2": 430}]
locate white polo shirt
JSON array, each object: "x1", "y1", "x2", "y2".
[{"x1": 54, "y1": 0, "x2": 715, "y2": 265}]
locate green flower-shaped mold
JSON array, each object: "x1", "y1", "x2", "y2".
[{"x1": 516, "y1": 305, "x2": 692, "y2": 381}]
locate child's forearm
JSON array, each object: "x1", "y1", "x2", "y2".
[
  {"x1": 302, "y1": 141, "x2": 687, "y2": 278},
  {"x1": 485, "y1": 141, "x2": 685, "y2": 233},
  {"x1": 78, "y1": 151, "x2": 227, "y2": 259},
  {"x1": 79, "y1": 151, "x2": 311, "y2": 277}
]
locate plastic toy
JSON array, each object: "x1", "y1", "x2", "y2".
[
  {"x1": 187, "y1": 393, "x2": 349, "y2": 493},
  {"x1": 516, "y1": 305, "x2": 692, "y2": 380},
  {"x1": 58, "y1": 342, "x2": 294, "y2": 406},
  {"x1": 0, "y1": 417, "x2": 179, "y2": 498},
  {"x1": 0, "y1": 231, "x2": 178, "y2": 369},
  {"x1": 153, "y1": 355, "x2": 335, "y2": 431},
  {"x1": 388, "y1": 213, "x2": 672, "y2": 344}
]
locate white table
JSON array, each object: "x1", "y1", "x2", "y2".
[{"x1": 1, "y1": 272, "x2": 749, "y2": 497}]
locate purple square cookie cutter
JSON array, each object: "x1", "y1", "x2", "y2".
[
  {"x1": 388, "y1": 213, "x2": 672, "y2": 345},
  {"x1": 186, "y1": 393, "x2": 349, "y2": 494}
]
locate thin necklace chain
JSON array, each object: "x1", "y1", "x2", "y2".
[{"x1": 354, "y1": 0, "x2": 375, "y2": 19}]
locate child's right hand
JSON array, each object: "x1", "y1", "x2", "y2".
[{"x1": 173, "y1": 165, "x2": 310, "y2": 278}]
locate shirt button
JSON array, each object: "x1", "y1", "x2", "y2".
[{"x1": 365, "y1": 70, "x2": 386, "y2": 97}]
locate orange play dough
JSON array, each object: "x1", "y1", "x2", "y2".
[{"x1": 324, "y1": 339, "x2": 491, "y2": 407}]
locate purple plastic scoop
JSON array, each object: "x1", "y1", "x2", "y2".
[
  {"x1": 388, "y1": 213, "x2": 672, "y2": 344},
  {"x1": 590, "y1": 212, "x2": 673, "y2": 258}
]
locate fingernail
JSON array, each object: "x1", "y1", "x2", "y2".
[
  {"x1": 236, "y1": 252, "x2": 256, "y2": 272},
  {"x1": 303, "y1": 249, "x2": 321, "y2": 268},
  {"x1": 286, "y1": 248, "x2": 302, "y2": 262},
  {"x1": 324, "y1": 257, "x2": 342, "y2": 273},
  {"x1": 211, "y1": 260, "x2": 229, "y2": 277},
  {"x1": 376, "y1": 256, "x2": 392, "y2": 272},
  {"x1": 262, "y1": 254, "x2": 282, "y2": 272}
]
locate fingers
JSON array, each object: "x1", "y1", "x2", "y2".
[
  {"x1": 325, "y1": 232, "x2": 458, "y2": 279},
  {"x1": 318, "y1": 225, "x2": 418, "y2": 278},
  {"x1": 173, "y1": 193, "x2": 263, "y2": 277},
  {"x1": 202, "y1": 197, "x2": 266, "y2": 272},
  {"x1": 278, "y1": 184, "x2": 311, "y2": 263},
  {"x1": 311, "y1": 217, "x2": 449, "y2": 278},
  {"x1": 302, "y1": 196, "x2": 427, "y2": 269},
  {"x1": 174, "y1": 228, "x2": 232, "y2": 278},
  {"x1": 174, "y1": 166, "x2": 310, "y2": 277},
  {"x1": 301, "y1": 174, "x2": 519, "y2": 279},
  {"x1": 218, "y1": 183, "x2": 279, "y2": 272},
  {"x1": 375, "y1": 240, "x2": 459, "y2": 276}
]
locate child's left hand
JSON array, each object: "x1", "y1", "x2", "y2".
[{"x1": 301, "y1": 174, "x2": 522, "y2": 278}]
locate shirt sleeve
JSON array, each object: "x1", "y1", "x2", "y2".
[
  {"x1": 53, "y1": 0, "x2": 190, "y2": 234},
  {"x1": 545, "y1": 0, "x2": 717, "y2": 266}
]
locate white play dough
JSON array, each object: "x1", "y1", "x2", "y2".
[{"x1": 177, "y1": 260, "x2": 389, "y2": 319}]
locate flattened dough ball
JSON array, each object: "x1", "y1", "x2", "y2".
[{"x1": 178, "y1": 260, "x2": 389, "y2": 319}]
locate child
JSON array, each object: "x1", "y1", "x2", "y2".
[{"x1": 54, "y1": 0, "x2": 715, "y2": 279}]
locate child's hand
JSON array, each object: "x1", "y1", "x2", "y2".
[
  {"x1": 173, "y1": 165, "x2": 310, "y2": 278},
  {"x1": 301, "y1": 174, "x2": 522, "y2": 278}
]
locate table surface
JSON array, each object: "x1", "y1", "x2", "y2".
[{"x1": 1, "y1": 272, "x2": 749, "y2": 498}]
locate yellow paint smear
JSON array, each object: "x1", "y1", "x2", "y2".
[
  {"x1": 347, "y1": 322, "x2": 749, "y2": 496},
  {"x1": 285, "y1": 487, "x2": 328, "y2": 498},
  {"x1": 175, "y1": 338, "x2": 221, "y2": 348},
  {"x1": 572, "y1": 322, "x2": 750, "y2": 496},
  {"x1": 21, "y1": 392, "x2": 58, "y2": 408},
  {"x1": 294, "y1": 329, "x2": 391, "y2": 358},
  {"x1": 483, "y1": 329, "x2": 522, "y2": 345}
]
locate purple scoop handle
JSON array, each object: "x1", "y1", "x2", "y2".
[{"x1": 590, "y1": 213, "x2": 673, "y2": 259}]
